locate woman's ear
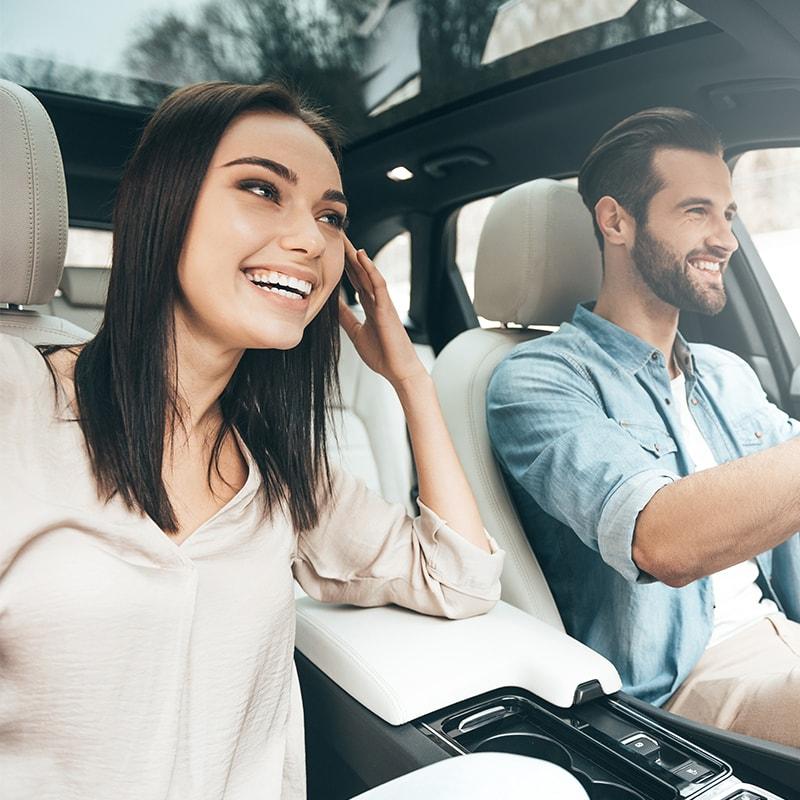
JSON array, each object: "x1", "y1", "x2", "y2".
[{"x1": 594, "y1": 196, "x2": 634, "y2": 248}]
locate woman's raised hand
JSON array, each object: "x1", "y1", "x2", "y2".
[{"x1": 339, "y1": 238, "x2": 427, "y2": 389}]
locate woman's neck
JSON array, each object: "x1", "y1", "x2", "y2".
[{"x1": 171, "y1": 312, "x2": 244, "y2": 439}]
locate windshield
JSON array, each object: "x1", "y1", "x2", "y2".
[{"x1": 1, "y1": 0, "x2": 704, "y2": 142}]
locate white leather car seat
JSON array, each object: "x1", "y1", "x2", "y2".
[
  {"x1": 49, "y1": 266, "x2": 109, "y2": 335},
  {"x1": 0, "y1": 79, "x2": 91, "y2": 345},
  {"x1": 329, "y1": 327, "x2": 416, "y2": 513},
  {"x1": 432, "y1": 178, "x2": 602, "y2": 627}
]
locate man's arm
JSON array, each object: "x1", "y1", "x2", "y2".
[
  {"x1": 634, "y1": 435, "x2": 800, "y2": 587},
  {"x1": 489, "y1": 343, "x2": 800, "y2": 589},
  {"x1": 488, "y1": 346, "x2": 679, "y2": 584}
]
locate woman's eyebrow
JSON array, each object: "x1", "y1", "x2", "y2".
[
  {"x1": 222, "y1": 156, "x2": 297, "y2": 184},
  {"x1": 323, "y1": 189, "x2": 349, "y2": 208},
  {"x1": 222, "y1": 157, "x2": 347, "y2": 207}
]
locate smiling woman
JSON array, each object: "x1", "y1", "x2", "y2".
[
  {"x1": 178, "y1": 112, "x2": 348, "y2": 357},
  {"x1": 0, "y1": 81, "x2": 503, "y2": 799}
]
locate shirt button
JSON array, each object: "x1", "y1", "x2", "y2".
[
  {"x1": 651, "y1": 353, "x2": 658, "y2": 361},
  {"x1": 755, "y1": 431, "x2": 763, "y2": 439},
  {"x1": 654, "y1": 443, "x2": 660, "y2": 452},
  {"x1": 691, "y1": 398, "x2": 699, "y2": 406},
  {"x1": 665, "y1": 398, "x2": 671, "y2": 405}
]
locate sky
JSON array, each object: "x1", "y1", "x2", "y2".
[{"x1": 0, "y1": 0, "x2": 204, "y2": 73}]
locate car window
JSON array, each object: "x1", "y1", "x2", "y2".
[
  {"x1": 373, "y1": 230, "x2": 411, "y2": 322},
  {"x1": 732, "y1": 147, "x2": 800, "y2": 331},
  {"x1": 0, "y1": 0, "x2": 703, "y2": 145}
]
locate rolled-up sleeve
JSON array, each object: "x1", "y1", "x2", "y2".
[
  {"x1": 597, "y1": 471, "x2": 674, "y2": 582},
  {"x1": 292, "y1": 466, "x2": 504, "y2": 619},
  {"x1": 488, "y1": 347, "x2": 679, "y2": 584}
]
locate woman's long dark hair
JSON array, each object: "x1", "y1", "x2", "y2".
[{"x1": 45, "y1": 82, "x2": 343, "y2": 533}]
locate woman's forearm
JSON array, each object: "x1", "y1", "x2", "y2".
[{"x1": 393, "y1": 372, "x2": 490, "y2": 552}]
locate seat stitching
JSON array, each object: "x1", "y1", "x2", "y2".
[
  {"x1": 0, "y1": 85, "x2": 35, "y2": 303},
  {"x1": 44, "y1": 109, "x2": 66, "y2": 299}
]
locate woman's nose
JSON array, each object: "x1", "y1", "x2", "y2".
[{"x1": 280, "y1": 212, "x2": 325, "y2": 258}]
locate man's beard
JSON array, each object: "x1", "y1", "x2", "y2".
[{"x1": 631, "y1": 225, "x2": 727, "y2": 316}]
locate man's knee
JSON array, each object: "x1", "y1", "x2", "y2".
[{"x1": 724, "y1": 668, "x2": 800, "y2": 748}]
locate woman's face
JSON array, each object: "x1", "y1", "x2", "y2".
[{"x1": 176, "y1": 111, "x2": 348, "y2": 353}]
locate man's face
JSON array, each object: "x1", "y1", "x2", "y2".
[{"x1": 631, "y1": 148, "x2": 739, "y2": 315}]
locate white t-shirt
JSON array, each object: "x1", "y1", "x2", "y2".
[{"x1": 670, "y1": 370, "x2": 781, "y2": 647}]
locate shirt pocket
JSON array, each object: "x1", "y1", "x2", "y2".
[
  {"x1": 731, "y1": 410, "x2": 772, "y2": 451},
  {"x1": 618, "y1": 421, "x2": 678, "y2": 458}
]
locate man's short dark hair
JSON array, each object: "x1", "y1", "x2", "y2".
[{"x1": 578, "y1": 107, "x2": 723, "y2": 249}]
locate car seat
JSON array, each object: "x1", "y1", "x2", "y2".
[
  {"x1": 432, "y1": 178, "x2": 602, "y2": 627},
  {"x1": 0, "y1": 79, "x2": 91, "y2": 345},
  {"x1": 329, "y1": 326, "x2": 416, "y2": 513},
  {"x1": 49, "y1": 266, "x2": 109, "y2": 335}
]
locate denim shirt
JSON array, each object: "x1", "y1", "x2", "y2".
[{"x1": 487, "y1": 303, "x2": 800, "y2": 706}]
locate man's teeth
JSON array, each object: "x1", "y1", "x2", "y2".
[
  {"x1": 690, "y1": 259, "x2": 721, "y2": 272},
  {"x1": 245, "y1": 270, "x2": 312, "y2": 298}
]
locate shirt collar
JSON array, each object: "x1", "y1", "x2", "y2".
[{"x1": 570, "y1": 302, "x2": 700, "y2": 377}]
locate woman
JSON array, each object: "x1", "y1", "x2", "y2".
[{"x1": 0, "y1": 82, "x2": 502, "y2": 798}]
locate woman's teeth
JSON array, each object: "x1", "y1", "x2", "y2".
[{"x1": 244, "y1": 270, "x2": 312, "y2": 299}]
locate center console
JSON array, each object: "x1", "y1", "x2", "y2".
[
  {"x1": 419, "y1": 689, "x2": 777, "y2": 799},
  {"x1": 295, "y1": 597, "x2": 798, "y2": 800}
]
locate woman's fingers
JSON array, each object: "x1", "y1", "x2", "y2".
[
  {"x1": 344, "y1": 261, "x2": 375, "y2": 310},
  {"x1": 343, "y1": 239, "x2": 376, "y2": 307},
  {"x1": 338, "y1": 294, "x2": 362, "y2": 341},
  {"x1": 354, "y1": 248, "x2": 388, "y2": 297}
]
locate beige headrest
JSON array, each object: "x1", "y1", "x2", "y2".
[
  {"x1": 474, "y1": 178, "x2": 602, "y2": 327},
  {"x1": 60, "y1": 266, "x2": 111, "y2": 308},
  {"x1": 0, "y1": 79, "x2": 68, "y2": 305}
]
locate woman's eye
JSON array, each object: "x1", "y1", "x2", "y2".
[
  {"x1": 239, "y1": 180, "x2": 280, "y2": 201},
  {"x1": 319, "y1": 212, "x2": 348, "y2": 231}
]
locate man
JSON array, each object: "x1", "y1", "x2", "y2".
[{"x1": 487, "y1": 107, "x2": 800, "y2": 748}]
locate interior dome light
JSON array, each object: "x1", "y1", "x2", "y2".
[{"x1": 386, "y1": 166, "x2": 414, "y2": 181}]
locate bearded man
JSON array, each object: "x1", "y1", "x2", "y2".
[{"x1": 487, "y1": 108, "x2": 800, "y2": 748}]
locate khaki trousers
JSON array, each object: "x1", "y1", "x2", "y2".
[{"x1": 664, "y1": 615, "x2": 800, "y2": 750}]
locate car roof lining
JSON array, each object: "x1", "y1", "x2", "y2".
[{"x1": 30, "y1": 1, "x2": 800, "y2": 238}]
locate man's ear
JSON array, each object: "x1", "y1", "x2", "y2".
[{"x1": 594, "y1": 196, "x2": 634, "y2": 247}]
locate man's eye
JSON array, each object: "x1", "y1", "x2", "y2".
[
  {"x1": 688, "y1": 207, "x2": 707, "y2": 216},
  {"x1": 239, "y1": 180, "x2": 280, "y2": 201},
  {"x1": 319, "y1": 212, "x2": 348, "y2": 231}
]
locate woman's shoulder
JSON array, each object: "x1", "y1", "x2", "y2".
[
  {"x1": 0, "y1": 333, "x2": 45, "y2": 381},
  {"x1": 0, "y1": 333, "x2": 78, "y2": 403}
]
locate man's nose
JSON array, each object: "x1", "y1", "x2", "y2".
[{"x1": 708, "y1": 218, "x2": 739, "y2": 255}]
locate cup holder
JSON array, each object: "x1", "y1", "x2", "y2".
[
  {"x1": 587, "y1": 782, "x2": 646, "y2": 800},
  {"x1": 474, "y1": 733, "x2": 646, "y2": 800},
  {"x1": 474, "y1": 733, "x2": 573, "y2": 772}
]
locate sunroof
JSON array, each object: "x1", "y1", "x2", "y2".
[{"x1": 1, "y1": 0, "x2": 703, "y2": 142}]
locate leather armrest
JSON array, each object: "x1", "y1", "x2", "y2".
[{"x1": 295, "y1": 598, "x2": 621, "y2": 725}]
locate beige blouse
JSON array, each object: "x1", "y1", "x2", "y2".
[{"x1": 0, "y1": 334, "x2": 504, "y2": 800}]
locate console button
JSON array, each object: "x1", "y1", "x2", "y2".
[
  {"x1": 724, "y1": 792, "x2": 767, "y2": 799},
  {"x1": 673, "y1": 760, "x2": 713, "y2": 783},
  {"x1": 621, "y1": 733, "x2": 661, "y2": 760}
]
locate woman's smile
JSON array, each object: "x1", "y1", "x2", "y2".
[{"x1": 240, "y1": 268, "x2": 312, "y2": 312}]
